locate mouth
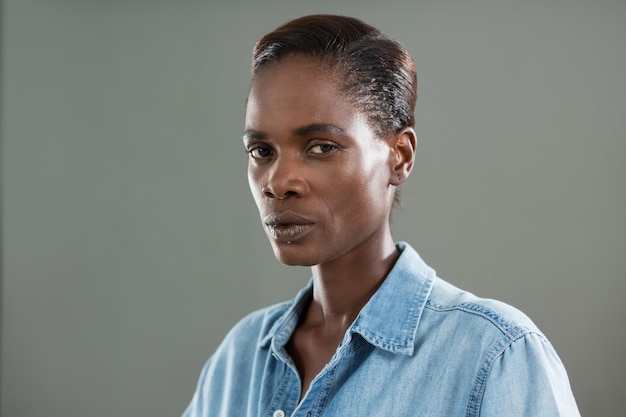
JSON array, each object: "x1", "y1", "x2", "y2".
[{"x1": 263, "y1": 212, "x2": 314, "y2": 244}]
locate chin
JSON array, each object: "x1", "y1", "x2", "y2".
[{"x1": 270, "y1": 242, "x2": 318, "y2": 267}]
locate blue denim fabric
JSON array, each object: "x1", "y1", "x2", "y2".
[{"x1": 183, "y1": 242, "x2": 580, "y2": 416}]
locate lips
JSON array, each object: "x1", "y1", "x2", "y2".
[{"x1": 263, "y1": 212, "x2": 314, "y2": 243}]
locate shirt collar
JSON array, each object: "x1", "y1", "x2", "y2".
[
  {"x1": 350, "y1": 242, "x2": 435, "y2": 355},
  {"x1": 259, "y1": 242, "x2": 435, "y2": 357}
]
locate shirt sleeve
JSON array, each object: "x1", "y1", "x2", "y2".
[
  {"x1": 477, "y1": 332, "x2": 581, "y2": 417},
  {"x1": 181, "y1": 357, "x2": 213, "y2": 417}
]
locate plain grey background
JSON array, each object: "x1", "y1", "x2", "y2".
[{"x1": 2, "y1": 0, "x2": 624, "y2": 416}]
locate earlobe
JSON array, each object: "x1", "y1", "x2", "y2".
[{"x1": 389, "y1": 127, "x2": 417, "y2": 186}]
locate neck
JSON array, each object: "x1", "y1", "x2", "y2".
[{"x1": 307, "y1": 230, "x2": 399, "y2": 328}]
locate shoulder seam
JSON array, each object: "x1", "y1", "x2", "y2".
[
  {"x1": 465, "y1": 330, "x2": 548, "y2": 417},
  {"x1": 424, "y1": 300, "x2": 531, "y2": 339}
]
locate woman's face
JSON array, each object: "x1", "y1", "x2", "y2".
[{"x1": 244, "y1": 56, "x2": 398, "y2": 266}]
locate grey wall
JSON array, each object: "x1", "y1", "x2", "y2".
[{"x1": 2, "y1": 1, "x2": 624, "y2": 416}]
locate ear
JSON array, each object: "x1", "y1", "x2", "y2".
[{"x1": 389, "y1": 127, "x2": 417, "y2": 186}]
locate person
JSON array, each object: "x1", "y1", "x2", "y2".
[{"x1": 182, "y1": 14, "x2": 580, "y2": 416}]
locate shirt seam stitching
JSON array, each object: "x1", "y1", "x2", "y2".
[
  {"x1": 424, "y1": 301, "x2": 529, "y2": 339},
  {"x1": 465, "y1": 331, "x2": 546, "y2": 417}
]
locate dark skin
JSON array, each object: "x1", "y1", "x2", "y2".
[
  {"x1": 285, "y1": 243, "x2": 400, "y2": 399},
  {"x1": 244, "y1": 56, "x2": 416, "y2": 400}
]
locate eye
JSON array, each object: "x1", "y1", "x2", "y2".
[
  {"x1": 309, "y1": 143, "x2": 337, "y2": 154},
  {"x1": 247, "y1": 145, "x2": 272, "y2": 160}
]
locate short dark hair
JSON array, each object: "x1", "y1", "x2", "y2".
[{"x1": 252, "y1": 14, "x2": 417, "y2": 137}]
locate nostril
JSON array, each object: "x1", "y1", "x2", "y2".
[{"x1": 263, "y1": 189, "x2": 298, "y2": 200}]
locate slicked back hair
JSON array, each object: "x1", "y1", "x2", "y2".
[{"x1": 251, "y1": 15, "x2": 417, "y2": 138}]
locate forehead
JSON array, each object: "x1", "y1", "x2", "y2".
[{"x1": 245, "y1": 57, "x2": 354, "y2": 129}]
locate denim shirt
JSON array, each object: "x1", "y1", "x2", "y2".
[{"x1": 183, "y1": 242, "x2": 580, "y2": 416}]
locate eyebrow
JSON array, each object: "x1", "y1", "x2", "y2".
[
  {"x1": 242, "y1": 129, "x2": 267, "y2": 141},
  {"x1": 292, "y1": 123, "x2": 346, "y2": 137},
  {"x1": 242, "y1": 123, "x2": 346, "y2": 141}
]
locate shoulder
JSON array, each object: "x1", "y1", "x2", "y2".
[
  {"x1": 422, "y1": 278, "x2": 580, "y2": 415},
  {"x1": 394, "y1": 242, "x2": 540, "y2": 341},
  {"x1": 425, "y1": 276, "x2": 542, "y2": 341},
  {"x1": 190, "y1": 299, "x2": 295, "y2": 392},
  {"x1": 217, "y1": 299, "x2": 293, "y2": 350},
  {"x1": 182, "y1": 298, "x2": 301, "y2": 417}
]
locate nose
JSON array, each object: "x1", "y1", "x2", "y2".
[{"x1": 261, "y1": 154, "x2": 307, "y2": 199}]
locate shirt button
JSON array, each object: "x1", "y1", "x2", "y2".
[{"x1": 273, "y1": 410, "x2": 285, "y2": 417}]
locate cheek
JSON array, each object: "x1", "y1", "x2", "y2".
[
  {"x1": 354, "y1": 152, "x2": 392, "y2": 196},
  {"x1": 247, "y1": 167, "x2": 263, "y2": 208},
  {"x1": 351, "y1": 160, "x2": 394, "y2": 214},
  {"x1": 326, "y1": 162, "x2": 389, "y2": 219}
]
